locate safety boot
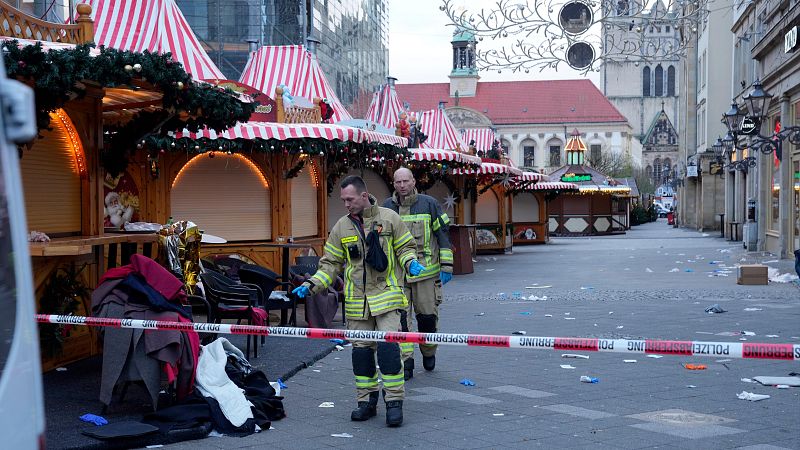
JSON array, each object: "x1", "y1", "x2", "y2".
[
  {"x1": 422, "y1": 354, "x2": 435, "y2": 371},
  {"x1": 404, "y1": 358, "x2": 414, "y2": 380},
  {"x1": 385, "y1": 400, "x2": 403, "y2": 427},
  {"x1": 350, "y1": 391, "x2": 379, "y2": 421}
]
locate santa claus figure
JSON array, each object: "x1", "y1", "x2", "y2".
[{"x1": 104, "y1": 191, "x2": 134, "y2": 229}]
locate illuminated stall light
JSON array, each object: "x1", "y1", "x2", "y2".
[
  {"x1": 52, "y1": 109, "x2": 87, "y2": 178},
  {"x1": 172, "y1": 153, "x2": 270, "y2": 189}
]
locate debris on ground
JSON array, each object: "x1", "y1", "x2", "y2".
[
  {"x1": 544, "y1": 314, "x2": 553, "y2": 317},
  {"x1": 329, "y1": 339, "x2": 345, "y2": 345},
  {"x1": 492, "y1": 413, "x2": 505, "y2": 417},
  {"x1": 669, "y1": 268, "x2": 680, "y2": 272},
  {"x1": 646, "y1": 268, "x2": 654, "y2": 273},
  {"x1": 518, "y1": 312, "x2": 532, "y2": 316},
  {"x1": 475, "y1": 312, "x2": 485, "y2": 316},
  {"x1": 704, "y1": 304, "x2": 726, "y2": 314},
  {"x1": 741, "y1": 378, "x2": 755, "y2": 383},
  {"x1": 528, "y1": 295, "x2": 547, "y2": 301},
  {"x1": 79, "y1": 414, "x2": 108, "y2": 426},
  {"x1": 743, "y1": 308, "x2": 763, "y2": 312},
  {"x1": 561, "y1": 354, "x2": 590, "y2": 359},
  {"x1": 560, "y1": 365, "x2": 576, "y2": 369},
  {"x1": 331, "y1": 433, "x2": 353, "y2": 438},
  {"x1": 318, "y1": 402, "x2": 335, "y2": 408},
  {"x1": 525, "y1": 285, "x2": 552, "y2": 289},
  {"x1": 512, "y1": 331, "x2": 527, "y2": 335},
  {"x1": 646, "y1": 355, "x2": 663, "y2": 359},
  {"x1": 742, "y1": 331, "x2": 756, "y2": 336},
  {"x1": 623, "y1": 360, "x2": 637, "y2": 363},
  {"x1": 767, "y1": 267, "x2": 799, "y2": 283},
  {"x1": 687, "y1": 385, "x2": 697, "y2": 388},
  {"x1": 737, "y1": 391, "x2": 770, "y2": 401},
  {"x1": 580, "y1": 286, "x2": 594, "y2": 290},
  {"x1": 683, "y1": 364, "x2": 707, "y2": 370},
  {"x1": 460, "y1": 378, "x2": 476, "y2": 386},
  {"x1": 580, "y1": 376, "x2": 599, "y2": 383},
  {"x1": 753, "y1": 376, "x2": 800, "y2": 387}
]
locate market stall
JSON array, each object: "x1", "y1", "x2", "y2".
[
  {"x1": 509, "y1": 175, "x2": 578, "y2": 245},
  {"x1": 3, "y1": 2, "x2": 253, "y2": 369},
  {"x1": 546, "y1": 130, "x2": 632, "y2": 236}
]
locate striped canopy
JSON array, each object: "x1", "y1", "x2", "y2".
[
  {"x1": 461, "y1": 128, "x2": 496, "y2": 151},
  {"x1": 174, "y1": 122, "x2": 406, "y2": 147},
  {"x1": 364, "y1": 83, "x2": 405, "y2": 130},
  {"x1": 417, "y1": 108, "x2": 469, "y2": 151},
  {"x1": 410, "y1": 149, "x2": 482, "y2": 166},
  {"x1": 517, "y1": 171, "x2": 546, "y2": 182},
  {"x1": 77, "y1": 0, "x2": 224, "y2": 80},
  {"x1": 239, "y1": 45, "x2": 352, "y2": 123},
  {"x1": 531, "y1": 182, "x2": 579, "y2": 190},
  {"x1": 454, "y1": 162, "x2": 522, "y2": 176}
]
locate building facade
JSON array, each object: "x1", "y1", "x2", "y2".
[
  {"x1": 600, "y1": 0, "x2": 681, "y2": 192},
  {"x1": 396, "y1": 30, "x2": 637, "y2": 175},
  {"x1": 729, "y1": 0, "x2": 800, "y2": 258},
  {"x1": 676, "y1": 0, "x2": 730, "y2": 233},
  {"x1": 177, "y1": 0, "x2": 389, "y2": 115}
]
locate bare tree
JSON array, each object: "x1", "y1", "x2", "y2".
[{"x1": 587, "y1": 148, "x2": 655, "y2": 196}]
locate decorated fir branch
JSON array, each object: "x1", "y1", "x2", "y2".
[{"x1": 37, "y1": 264, "x2": 90, "y2": 358}]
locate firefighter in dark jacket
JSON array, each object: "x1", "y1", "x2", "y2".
[
  {"x1": 293, "y1": 175, "x2": 424, "y2": 427},
  {"x1": 383, "y1": 167, "x2": 453, "y2": 380}
]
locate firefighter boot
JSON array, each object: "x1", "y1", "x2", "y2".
[
  {"x1": 404, "y1": 357, "x2": 414, "y2": 380},
  {"x1": 423, "y1": 354, "x2": 435, "y2": 371},
  {"x1": 351, "y1": 391, "x2": 379, "y2": 421},
  {"x1": 385, "y1": 400, "x2": 403, "y2": 427}
]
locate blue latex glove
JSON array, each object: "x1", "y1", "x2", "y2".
[
  {"x1": 440, "y1": 271, "x2": 453, "y2": 285},
  {"x1": 408, "y1": 260, "x2": 426, "y2": 276},
  {"x1": 292, "y1": 285, "x2": 310, "y2": 298},
  {"x1": 79, "y1": 413, "x2": 108, "y2": 426}
]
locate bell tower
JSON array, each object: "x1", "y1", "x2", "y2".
[{"x1": 449, "y1": 28, "x2": 479, "y2": 97}]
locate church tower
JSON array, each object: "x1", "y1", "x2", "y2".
[
  {"x1": 599, "y1": 0, "x2": 680, "y2": 175},
  {"x1": 449, "y1": 28, "x2": 479, "y2": 97}
]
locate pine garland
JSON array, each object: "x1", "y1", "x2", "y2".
[{"x1": 37, "y1": 265, "x2": 90, "y2": 358}]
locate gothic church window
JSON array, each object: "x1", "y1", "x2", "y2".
[
  {"x1": 643, "y1": 67, "x2": 651, "y2": 97},
  {"x1": 667, "y1": 65, "x2": 675, "y2": 96},
  {"x1": 653, "y1": 158, "x2": 662, "y2": 184},
  {"x1": 655, "y1": 65, "x2": 664, "y2": 97}
]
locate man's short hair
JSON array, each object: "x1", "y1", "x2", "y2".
[{"x1": 340, "y1": 175, "x2": 367, "y2": 193}]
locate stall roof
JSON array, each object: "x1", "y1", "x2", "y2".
[
  {"x1": 174, "y1": 122, "x2": 406, "y2": 147},
  {"x1": 365, "y1": 83, "x2": 404, "y2": 130},
  {"x1": 239, "y1": 45, "x2": 352, "y2": 123},
  {"x1": 418, "y1": 108, "x2": 469, "y2": 151},
  {"x1": 548, "y1": 164, "x2": 631, "y2": 194},
  {"x1": 77, "y1": 0, "x2": 224, "y2": 80},
  {"x1": 461, "y1": 128, "x2": 496, "y2": 151},
  {"x1": 454, "y1": 162, "x2": 522, "y2": 176},
  {"x1": 411, "y1": 148, "x2": 482, "y2": 166},
  {"x1": 531, "y1": 181, "x2": 579, "y2": 190}
]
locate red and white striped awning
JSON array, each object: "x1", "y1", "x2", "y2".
[
  {"x1": 454, "y1": 162, "x2": 523, "y2": 176},
  {"x1": 411, "y1": 149, "x2": 482, "y2": 166},
  {"x1": 239, "y1": 45, "x2": 352, "y2": 123},
  {"x1": 173, "y1": 122, "x2": 406, "y2": 147},
  {"x1": 461, "y1": 128, "x2": 496, "y2": 151},
  {"x1": 365, "y1": 84, "x2": 404, "y2": 130},
  {"x1": 532, "y1": 182, "x2": 579, "y2": 190},
  {"x1": 517, "y1": 171, "x2": 546, "y2": 182},
  {"x1": 77, "y1": 0, "x2": 224, "y2": 80},
  {"x1": 418, "y1": 109, "x2": 469, "y2": 151}
]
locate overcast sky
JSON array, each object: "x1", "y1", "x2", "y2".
[{"x1": 388, "y1": 0, "x2": 601, "y2": 86}]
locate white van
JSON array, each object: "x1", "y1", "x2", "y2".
[{"x1": 0, "y1": 53, "x2": 46, "y2": 448}]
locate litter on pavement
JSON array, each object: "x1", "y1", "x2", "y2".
[
  {"x1": 705, "y1": 304, "x2": 727, "y2": 314},
  {"x1": 528, "y1": 295, "x2": 547, "y2": 300},
  {"x1": 79, "y1": 413, "x2": 108, "y2": 426},
  {"x1": 669, "y1": 268, "x2": 680, "y2": 272},
  {"x1": 518, "y1": 312, "x2": 532, "y2": 316},
  {"x1": 331, "y1": 433, "x2": 353, "y2": 438},
  {"x1": 475, "y1": 312, "x2": 485, "y2": 316},
  {"x1": 687, "y1": 385, "x2": 697, "y2": 388},
  {"x1": 561, "y1": 354, "x2": 590, "y2": 359},
  {"x1": 565, "y1": 317, "x2": 576, "y2": 320},
  {"x1": 741, "y1": 378, "x2": 755, "y2": 383},
  {"x1": 580, "y1": 286, "x2": 594, "y2": 290},
  {"x1": 742, "y1": 331, "x2": 756, "y2": 336},
  {"x1": 544, "y1": 314, "x2": 553, "y2": 317},
  {"x1": 335, "y1": 345, "x2": 344, "y2": 351},
  {"x1": 743, "y1": 308, "x2": 763, "y2": 311},
  {"x1": 485, "y1": 268, "x2": 495, "y2": 272},
  {"x1": 492, "y1": 413, "x2": 505, "y2": 417},
  {"x1": 737, "y1": 391, "x2": 770, "y2": 401},
  {"x1": 560, "y1": 365, "x2": 576, "y2": 369},
  {"x1": 623, "y1": 360, "x2": 637, "y2": 363},
  {"x1": 616, "y1": 326, "x2": 624, "y2": 329},
  {"x1": 767, "y1": 267, "x2": 799, "y2": 283},
  {"x1": 55, "y1": 367, "x2": 67, "y2": 372},
  {"x1": 318, "y1": 402, "x2": 335, "y2": 408},
  {"x1": 512, "y1": 331, "x2": 527, "y2": 335},
  {"x1": 460, "y1": 378, "x2": 476, "y2": 386},
  {"x1": 646, "y1": 268, "x2": 654, "y2": 272},
  {"x1": 753, "y1": 376, "x2": 800, "y2": 387},
  {"x1": 580, "y1": 376, "x2": 599, "y2": 383},
  {"x1": 526, "y1": 285, "x2": 552, "y2": 289},
  {"x1": 683, "y1": 364, "x2": 707, "y2": 370},
  {"x1": 646, "y1": 355, "x2": 663, "y2": 359}
]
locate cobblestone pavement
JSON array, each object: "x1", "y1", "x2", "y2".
[{"x1": 160, "y1": 221, "x2": 800, "y2": 450}]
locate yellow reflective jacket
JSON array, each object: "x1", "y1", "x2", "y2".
[
  {"x1": 383, "y1": 189, "x2": 453, "y2": 282},
  {"x1": 304, "y1": 195, "x2": 418, "y2": 319}
]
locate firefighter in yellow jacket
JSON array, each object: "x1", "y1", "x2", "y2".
[
  {"x1": 383, "y1": 167, "x2": 453, "y2": 379},
  {"x1": 292, "y1": 175, "x2": 425, "y2": 427}
]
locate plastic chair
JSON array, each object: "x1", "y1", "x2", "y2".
[
  {"x1": 238, "y1": 264, "x2": 297, "y2": 326},
  {"x1": 211, "y1": 256, "x2": 249, "y2": 281},
  {"x1": 199, "y1": 271, "x2": 262, "y2": 359},
  {"x1": 295, "y1": 255, "x2": 321, "y2": 267}
]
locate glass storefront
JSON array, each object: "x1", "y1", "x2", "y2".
[
  {"x1": 794, "y1": 160, "x2": 799, "y2": 251},
  {"x1": 177, "y1": 0, "x2": 389, "y2": 116}
]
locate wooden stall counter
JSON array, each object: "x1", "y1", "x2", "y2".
[{"x1": 29, "y1": 233, "x2": 159, "y2": 257}]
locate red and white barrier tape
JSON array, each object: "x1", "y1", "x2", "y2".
[{"x1": 36, "y1": 315, "x2": 800, "y2": 361}]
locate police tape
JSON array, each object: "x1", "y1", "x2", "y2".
[{"x1": 36, "y1": 314, "x2": 800, "y2": 361}]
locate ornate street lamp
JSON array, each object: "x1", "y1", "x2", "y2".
[
  {"x1": 742, "y1": 79, "x2": 773, "y2": 121},
  {"x1": 721, "y1": 102, "x2": 745, "y2": 134},
  {"x1": 712, "y1": 136, "x2": 725, "y2": 157}
]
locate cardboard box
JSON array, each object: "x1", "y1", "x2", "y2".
[{"x1": 737, "y1": 265, "x2": 768, "y2": 285}]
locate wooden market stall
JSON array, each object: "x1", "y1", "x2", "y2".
[
  {"x1": 547, "y1": 130, "x2": 632, "y2": 236},
  {"x1": 510, "y1": 177, "x2": 578, "y2": 245},
  {"x1": 3, "y1": 2, "x2": 253, "y2": 369}
]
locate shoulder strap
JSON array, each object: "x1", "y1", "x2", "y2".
[{"x1": 347, "y1": 215, "x2": 366, "y2": 240}]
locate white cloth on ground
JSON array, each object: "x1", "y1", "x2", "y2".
[{"x1": 194, "y1": 338, "x2": 253, "y2": 427}]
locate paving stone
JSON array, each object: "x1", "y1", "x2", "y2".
[{"x1": 541, "y1": 403, "x2": 617, "y2": 419}]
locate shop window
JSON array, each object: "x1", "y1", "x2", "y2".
[
  {"x1": 523, "y1": 145, "x2": 536, "y2": 167},
  {"x1": 549, "y1": 145, "x2": 561, "y2": 166}
]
